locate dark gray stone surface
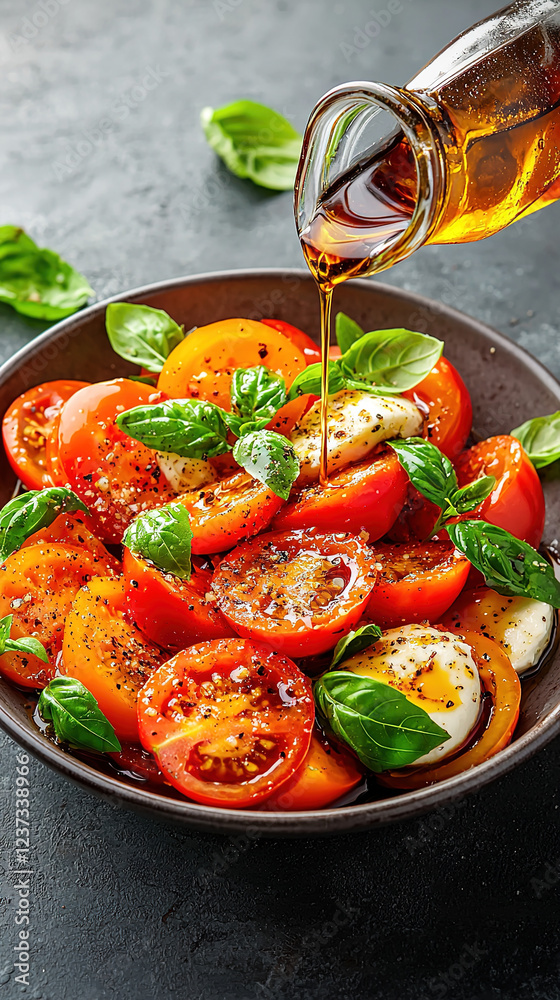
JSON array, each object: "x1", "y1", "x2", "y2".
[{"x1": 1, "y1": 1, "x2": 560, "y2": 997}]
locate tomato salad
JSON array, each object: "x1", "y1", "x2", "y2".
[{"x1": 1, "y1": 304, "x2": 559, "y2": 811}]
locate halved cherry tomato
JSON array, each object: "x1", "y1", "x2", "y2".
[
  {"x1": 2, "y1": 380, "x2": 89, "y2": 490},
  {"x1": 377, "y1": 628, "x2": 521, "y2": 789},
  {"x1": 0, "y1": 543, "x2": 118, "y2": 689},
  {"x1": 455, "y1": 434, "x2": 545, "y2": 548},
  {"x1": 178, "y1": 470, "x2": 284, "y2": 554},
  {"x1": 262, "y1": 728, "x2": 363, "y2": 811},
  {"x1": 56, "y1": 379, "x2": 175, "y2": 544},
  {"x1": 158, "y1": 319, "x2": 307, "y2": 410},
  {"x1": 211, "y1": 529, "x2": 377, "y2": 657},
  {"x1": 272, "y1": 451, "x2": 408, "y2": 541},
  {"x1": 366, "y1": 540, "x2": 470, "y2": 629},
  {"x1": 137, "y1": 638, "x2": 314, "y2": 808},
  {"x1": 123, "y1": 547, "x2": 235, "y2": 649},
  {"x1": 403, "y1": 357, "x2": 472, "y2": 459},
  {"x1": 261, "y1": 318, "x2": 321, "y2": 365},
  {"x1": 61, "y1": 576, "x2": 163, "y2": 742},
  {"x1": 21, "y1": 511, "x2": 121, "y2": 574}
]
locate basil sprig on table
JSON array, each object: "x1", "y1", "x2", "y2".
[
  {"x1": 0, "y1": 226, "x2": 93, "y2": 320},
  {"x1": 106, "y1": 302, "x2": 185, "y2": 371},
  {"x1": 314, "y1": 670, "x2": 449, "y2": 773},
  {"x1": 330, "y1": 623, "x2": 383, "y2": 668},
  {"x1": 124, "y1": 503, "x2": 193, "y2": 579},
  {"x1": 201, "y1": 100, "x2": 302, "y2": 191},
  {"x1": 0, "y1": 488, "x2": 89, "y2": 562},
  {"x1": 389, "y1": 437, "x2": 496, "y2": 523},
  {"x1": 225, "y1": 367, "x2": 287, "y2": 436},
  {"x1": 38, "y1": 677, "x2": 121, "y2": 753},
  {"x1": 511, "y1": 411, "x2": 560, "y2": 469},
  {"x1": 0, "y1": 614, "x2": 48, "y2": 663}
]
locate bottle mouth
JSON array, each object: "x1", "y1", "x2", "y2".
[{"x1": 295, "y1": 81, "x2": 445, "y2": 276}]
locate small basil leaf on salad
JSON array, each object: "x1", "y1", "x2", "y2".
[
  {"x1": 0, "y1": 487, "x2": 89, "y2": 562},
  {"x1": 314, "y1": 670, "x2": 449, "y2": 772},
  {"x1": 38, "y1": 677, "x2": 121, "y2": 753},
  {"x1": 389, "y1": 437, "x2": 458, "y2": 510},
  {"x1": 511, "y1": 411, "x2": 560, "y2": 469},
  {"x1": 331, "y1": 623, "x2": 383, "y2": 668},
  {"x1": 229, "y1": 366, "x2": 287, "y2": 430},
  {"x1": 447, "y1": 519, "x2": 560, "y2": 607},
  {"x1": 287, "y1": 361, "x2": 346, "y2": 400},
  {"x1": 105, "y1": 302, "x2": 185, "y2": 372},
  {"x1": 449, "y1": 475, "x2": 496, "y2": 515},
  {"x1": 124, "y1": 503, "x2": 193, "y2": 580},
  {"x1": 0, "y1": 614, "x2": 49, "y2": 662},
  {"x1": 233, "y1": 429, "x2": 299, "y2": 501},
  {"x1": 200, "y1": 100, "x2": 302, "y2": 191},
  {"x1": 335, "y1": 312, "x2": 365, "y2": 355},
  {"x1": 128, "y1": 374, "x2": 158, "y2": 386},
  {"x1": 0, "y1": 226, "x2": 93, "y2": 320},
  {"x1": 116, "y1": 399, "x2": 231, "y2": 459},
  {"x1": 339, "y1": 328, "x2": 443, "y2": 394}
]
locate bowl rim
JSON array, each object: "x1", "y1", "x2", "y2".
[{"x1": 1, "y1": 266, "x2": 559, "y2": 836}]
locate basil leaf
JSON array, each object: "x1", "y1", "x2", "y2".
[
  {"x1": 0, "y1": 487, "x2": 89, "y2": 562},
  {"x1": 38, "y1": 677, "x2": 121, "y2": 753},
  {"x1": 335, "y1": 312, "x2": 365, "y2": 355},
  {"x1": 447, "y1": 519, "x2": 560, "y2": 607},
  {"x1": 0, "y1": 614, "x2": 49, "y2": 663},
  {"x1": 124, "y1": 502, "x2": 192, "y2": 579},
  {"x1": 233, "y1": 429, "x2": 299, "y2": 501},
  {"x1": 340, "y1": 328, "x2": 443, "y2": 393},
  {"x1": 287, "y1": 361, "x2": 346, "y2": 401},
  {"x1": 450, "y1": 476, "x2": 496, "y2": 515},
  {"x1": 105, "y1": 302, "x2": 184, "y2": 372},
  {"x1": 511, "y1": 412, "x2": 560, "y2": 469},
  {"x1": 200, "y1": 100, "x2": 302, "y2": 191},
  {"x1": 116, "y1": 399, "x2": 231, "y2": 459},
  {"x1": 0, "y1": 225, "x2": 93, "y2": 320},
  {"x1": 229, "y1": 367, "x2": 287, "y2": 432},
  {"x1": 128, "y1": 375, "x2": 158, "y2": 386},
  {"x1": 331, "y1": 623, "x2": 382, "y2": 668},
  {"x1": 314, "y1": 670, "x2": 449, "y2": 773},
  {"x1": 389, "y1": 437, "x2": 457, "y2": 510}
]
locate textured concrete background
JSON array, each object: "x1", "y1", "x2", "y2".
[{"x1": 1, "y1": 1, "x2": 560, "y2": 998}]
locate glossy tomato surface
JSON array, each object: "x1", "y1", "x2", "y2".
[
  {"x1": 211, "y1": 529, "x2": 377, "y2": 657},
  {"x1": 56, "y1": 379, "x2": 174, "y2": 544},
  {"x1": 61, "y1": 576, "x2": 163, "y2": 742},
  {"x1": 262, "y1": 729, "x2": 363, "y2": 811},
  {"x1": 2, "y1": 380, "x2": 89, "y2": 490},
  {"x1": 22, "y1": 511, "x2": 121, "y2": 574},
  {"x1": 123, "y1": 547, "x2": 235, "y2": 650},
  {"x1": 157, "y1": 319, "x2": 307, "y2": 410},
  {"x1": 178, "y1": 470, "x2": 284, "y2": 554},
  {"x1": 137, "y1": 638, "x2": 314, "y2": 808},
  {"x1": 455, "y1": 434, "x2": 545, "y2": 548},
  {"x1": 366, "y1": 540, "x2": 470, "y2": 629},
  {"x1": 403, "y1": 357, "x2": 472, "y2": 459},
  {"x1": 261, "y1": 318, "x2": 321, "y2": 365}
]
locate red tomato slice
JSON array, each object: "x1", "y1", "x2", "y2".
[
  {"x1": 272, "y1": 451, "x2": 408, "y2": 541},
  {"x1": 366, "y1": 540, "x2": 470, "y2": 629},
  {"x1": 211, "y1": 529, "x2": 377, "y2": 657},
  {"x1": 403, "y1": 357, "x2": 472, "y2": 459},
  {"x1": 0, "y1": 542, "x2": 118, "y2": 689},
  {"x1": 61, "y1": 576, "x2": 163, "y2": 742},
  {"x1": 137, "y1": 638, "x2": 314, "y2": 808},
  {"x1": 261, "y1": 318, "x2": 321, "y2": 365},
  {"x1": 377, "y1": 628, "x2": 521, "y2": 789},
  {"x1": 21, "y1": 511, "x2": 121, "y2": 574},
  {"x1": 123, "y1": 547, "x2": 235, "y2": 650},
  {"x1": 2, "y1": 380, "x2": 89, "y2": 490},
  {"x1": 56, "y1": 379, "x2": 175, "y2": 544},
  {"x1": 262, "y1": 729, "x2": 363, "y2": 810},
  {"x1": 157, "y1": 318, "x2": 307, "y2": 410},
  {"x1": 455, "y1": 434, "x2": 545, "y2": 548},
  {"x1": 178, "y1": 470, "x2": 284, "y2": 554}
]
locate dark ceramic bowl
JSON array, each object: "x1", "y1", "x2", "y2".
[{"x1": 1, "y1": 269, "x2": 559, "y2": 837}]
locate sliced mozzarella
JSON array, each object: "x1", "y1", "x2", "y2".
[
  {"x1": 446, "y1": 588, "x2": 554, "y2": 675},
  {"x1": 156, "y1": 451, "x2": 216, "y2": 493},
  {"x1": 290, "y1": 389, "x2": 423, "y2": 484},
  {"x1": 343, "y1": 623, "x2": 481, "y2": 766}
]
